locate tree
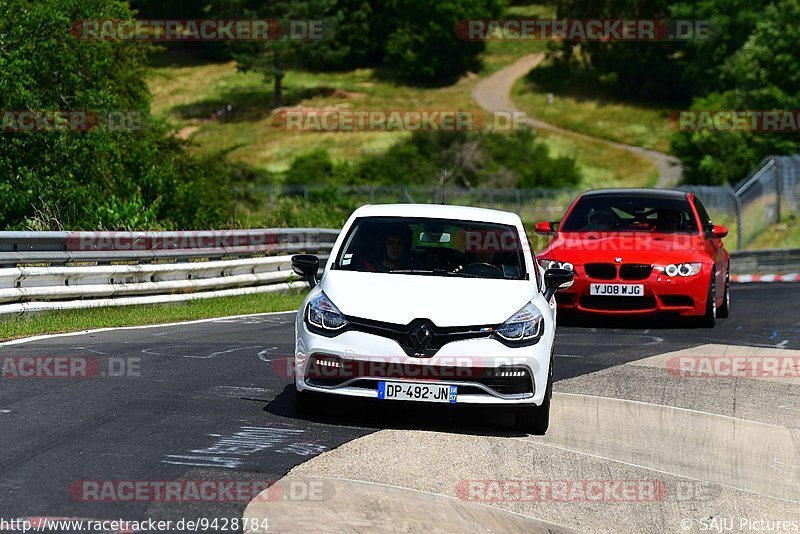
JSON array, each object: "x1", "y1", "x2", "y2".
[
  {"x1": 382, "y1": 0, "x2": 504, "y2": 84},
  {"x1": 672, "y1": 0, "x2": 800, "y2": 184},
  {"x1": 670, "y1": 0, "x2": 770, "y2": 98},
  {"x1": 551, "y1": 0, "x2": 771, "y2": 102},
  {"x1": 0, "y1": 0, "x2": 245, "y2": 229},
  {"x1": 290, "y1": 0, "x2": 382, "y2": 71},
  {"x1": 208, "y1": 0, "x2": 315, "y2": 108}
]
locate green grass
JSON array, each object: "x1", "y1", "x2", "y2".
[
  {"x1": 147, "y1": 3, "x2": 558, "y2": 160},
  {"x1": 537, "y1": 129, "x2": 659, "y2": 188},
  {"x1": 148, "y1": 61, "x2": 482, "y2": 172},
  {"x1": 0, "y1": 290, "x2": 306, "y2": 342},
  {"x1": 512, "y1": 62, "x2": 676, "y2": 154},
  {"x1": 479, "y1": 4, "x2": 554, "y2": 74},
  {"x1": 145, "y1": 0, "x2": 661, "y2": 225},
  {"x1": 148, "y1": 62, "x2": 658, "y2": 189},
  {"x1": 745, "y1": 214, "x2": 800, "y2": 250}
]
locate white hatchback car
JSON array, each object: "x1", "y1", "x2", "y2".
[{"x1": 291, "y1": 204, "x2": 573, "y2": 434}]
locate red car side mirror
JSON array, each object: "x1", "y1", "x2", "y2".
[
  {"x1": 535, "y1": 221, "x2": 557, "y2": 235},
  {"x1": 711, "y1": 225, "x2": 728, "y2": 238}
]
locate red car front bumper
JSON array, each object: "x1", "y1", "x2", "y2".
[{"x1": 554, "y1": 264, "x2": 712, "y2": 317}]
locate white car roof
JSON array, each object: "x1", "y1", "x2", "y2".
[{"x1": 350, "y1": 204, "x2": 522, "y2": 226}]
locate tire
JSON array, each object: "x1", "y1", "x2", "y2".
[
  {"x1": 294, "y1": 386, "x2": 318, "y2": 415},
  {"x1": 700, "y1": 276, "x2": 717, "y2": 327},
  {"x1": 717, "y1": 263, "x2": 730, "y2": 319},
  {"x1": 515, "y1": 347, "x2": 554, "y2": 435}
]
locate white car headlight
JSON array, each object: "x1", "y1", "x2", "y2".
[
  {"x1": 495, "y1": 302, "x2": 543, "y2": 344},
  {"x1": 658, "y1": 263, "x2": 703, "y2": 277},
  {"x1": 306, "y1": 292, "x2": 348, "y2": 332},
  {"x1": 538, "y1": 259, "x2": 574, "y2": 272}
]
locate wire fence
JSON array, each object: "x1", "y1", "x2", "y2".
[
  {"x1": 259, "y1": 155, "x2": 800, "y2": 251},
  {"x1": 676, "y1": 156, "x2": 800, "y2": 249},
  {"x1": 735, "y1": 156, "x2": 800, "y2": 246},
  {"x1": 260, "y1": 184, "x2": 582, "y2": 227}
]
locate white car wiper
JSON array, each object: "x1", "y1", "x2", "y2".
[{"x1": 391, "y1": 269, "x2": 479, "y2": 278}]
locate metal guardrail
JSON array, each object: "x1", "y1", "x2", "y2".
[
  {"x1": 729, "y1": 248, "x2": 800, "y2": 275},
  {"x1": 0, "y1": 229, "x2": 338, "y2": 265},
  {"x1": 0, "y1": 229, "x2": 339, "y2": 316},
  {"x1": 0, "y1": 226, "x2": 792, "y2": 318}
]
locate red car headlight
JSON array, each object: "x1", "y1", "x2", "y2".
[{"x1": 656, "y1": 263, "x2": 703, "y2": 277}]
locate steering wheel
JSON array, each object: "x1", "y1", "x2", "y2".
[{"x1": 460, "y1": 262, "x2": 504, "y2": 279}]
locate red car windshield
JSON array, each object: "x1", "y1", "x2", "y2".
[{"x1": 560, "y1": 196, "x2": 699, "y2": 234}]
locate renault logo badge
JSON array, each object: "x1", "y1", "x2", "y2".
[{"x1": 410, "y1": 323, "x2": 433, "y2": 352}]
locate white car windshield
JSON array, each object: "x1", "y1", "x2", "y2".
[{"x1": 335, "y1": 217, "x2": 528, "y2": 280}]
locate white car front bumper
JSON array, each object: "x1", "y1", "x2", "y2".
[{"x1": 294, "y1": 320, "x2": 554, "y2": 406}]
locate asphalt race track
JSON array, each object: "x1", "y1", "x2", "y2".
[{"x1": 1, "y1": 283, "x2": 798, "y2": 533}]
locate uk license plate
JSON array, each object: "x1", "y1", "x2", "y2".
[
  {"x1": 590, "y1": 283, "x2": 644, "y2": 297},
  {"x1": 377, "y1": 381, "x2": 457, "y2": 403}
]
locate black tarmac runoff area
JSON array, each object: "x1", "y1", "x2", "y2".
[{"x1": 0, "y1": 283, "x2": 797, "y2": 529}]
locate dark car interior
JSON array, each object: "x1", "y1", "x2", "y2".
[
  {"x1": 561, "y1": 196, "x2": 699, "y2": 233},
  {"x1": 337, "y1": 218, "x2": 527, "y2": 280}
]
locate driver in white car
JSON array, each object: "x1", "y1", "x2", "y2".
[{"x1": 355, "y1": 223, "x2": 412, "y2": 272}]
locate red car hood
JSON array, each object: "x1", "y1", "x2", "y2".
[{"x1": 538, "y1": 232, "x2": 708, "y2": 265}]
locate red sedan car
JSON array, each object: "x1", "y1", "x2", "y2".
[{"x1": 535, "y1": 189, "x2": 730, "y2": 326}]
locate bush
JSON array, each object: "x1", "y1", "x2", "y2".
[
  {"x1": 480, "y1": 129, "x2": 581, "y2": 188},
  {"x1": 284, "y1": 149, "x2": 335, "y2": 186},
  {"x1": 282, "y1": 130, "x2": 581, "y2": 189}
]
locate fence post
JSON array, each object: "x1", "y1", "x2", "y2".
[
  {"x1": 775, "y1": 158, "x2": 783, "y2": 224},
  {"x1": 728, "y1": 186, "x2": 744, "y2": 251}
]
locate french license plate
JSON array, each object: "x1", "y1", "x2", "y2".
[
  {"x1": 377, "y1": 381, "x2": 457, "y2": 403},
  {"x1": 590, "y1": 283, "x2": 644, "y2": 297}
]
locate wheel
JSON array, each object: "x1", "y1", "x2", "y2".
[
  {"x1": 700, "y1": 276, "x2": 717, "y2": 327},
  {"x1": 294, "y1": 386, "x2": 318, "y2": 415},
  {"x1": 515, "y1": 347, "x2": 554, "y2": 435},
  {"x1": 717, "y1": 263, "x2": 730, "y2": 319}
]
